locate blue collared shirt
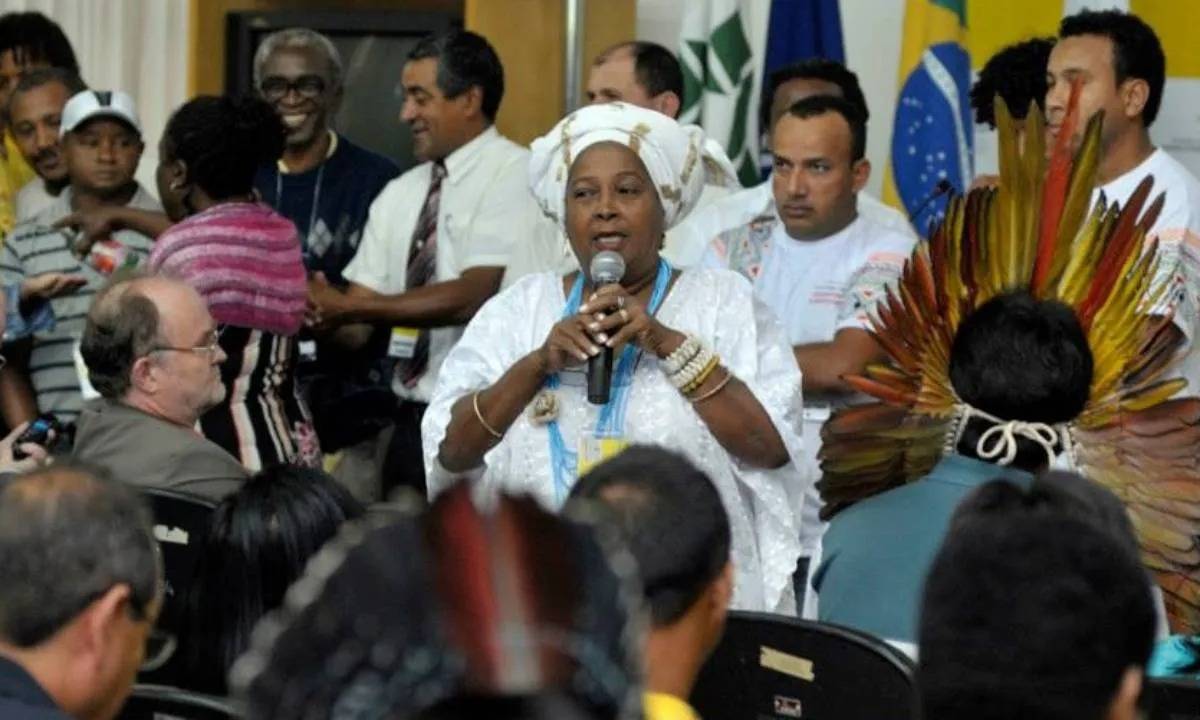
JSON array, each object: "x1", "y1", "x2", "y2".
[{"x1": 812, "y1": 454, "x2": 1033, "y2": 643}]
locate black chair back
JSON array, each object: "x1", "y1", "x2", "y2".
[
  {"x1": 1145, "y1": 676, "x2": 1200, "y2": 720},
  {"x1": 119, "y1": 683, "x2": 241, "y2": 719},
  {"x1": 140, "y1": 488, "x2": 218, "y2": 684},
  {"x1": 690, "y1": 611, "x2": 918, "y2": 720}
]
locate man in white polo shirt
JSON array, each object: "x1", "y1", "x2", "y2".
[
  {"x1": 307, "y1": 29, "x2": 540, "y2": 496},
  {"x1": 702, "y1": 95, "x2": 915, "y2": 605},
  {"x1": 1048, "y1": 9, "x2": 1200, "y2": 388}
]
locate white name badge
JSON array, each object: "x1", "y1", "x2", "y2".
[
  {"x1": 388, "y1": 327, "x2": 420, "y2": 359},
  {"x1": 298, "y1": 339, "x2": 317, "y2": 361}
]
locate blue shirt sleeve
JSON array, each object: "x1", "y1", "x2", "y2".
[{"x1": 3, "y1": 283, "x2": 55, "y2": 341}]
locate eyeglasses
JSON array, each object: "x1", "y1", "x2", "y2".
[
  {"x1": 260, "y1": 75, "x2": 327, "y2": 101},
  {"x1": 141, "y1": 628, "x2": 177, "y2": 672},
  {"x1": 150, "y1": 327, "x2": 223, "y2": 359}
]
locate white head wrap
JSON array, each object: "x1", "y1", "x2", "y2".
[{"x1": 528, "y1": 102, "x2": 739, "y2": 231}]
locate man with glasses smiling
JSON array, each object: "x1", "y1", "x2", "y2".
[
  {"x1": 73, "y1": 275, "x2": 248, "y2": 501},
  {"x1": 251, "y1": 28, "x2": 399, "y2": 502},
  {"x1": 0, "y1": 463, "x2": 167, "y2": 720}
]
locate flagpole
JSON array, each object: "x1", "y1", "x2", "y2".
[{"x1": 564, "y1": 0, "x2": 586, "y2": 114}]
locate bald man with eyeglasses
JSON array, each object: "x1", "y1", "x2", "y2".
[{"x1": 71, "y1": 275, "x2": 247, "y2": 501}]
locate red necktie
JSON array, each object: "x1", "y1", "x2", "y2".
[{"x1": 396, "y1": 160, "x2": 446, "y2": 387}]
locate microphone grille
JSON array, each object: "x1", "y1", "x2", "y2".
[{"x1": 589, "y1": 251, "x2": 626, "y2": 285}]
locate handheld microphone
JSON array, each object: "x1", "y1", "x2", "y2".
[{"x1": 587, "y1": 251, "x2": 625, "y2": 405}]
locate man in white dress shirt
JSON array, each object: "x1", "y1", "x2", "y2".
[
  {"x1": 307, "y1": 29, "x2": 540, "y2": 495},
  {"x1": 702, "y1": 95, "x2": 916, "y2": 605},
  {"x1": 672, "y1": 59, "x2": 913, "y2": 267},
  {"x1": 1047, "y1": 9, "x2": 1200, "y2": 389}
]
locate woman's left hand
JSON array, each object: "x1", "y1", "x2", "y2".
[{"x1": 580, "y1": 284, "x2": 684, "y2": 359}]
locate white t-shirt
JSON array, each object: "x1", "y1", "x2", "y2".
[
  {"x1": 1093, "y1": 148, "x2": 1200, "y2": 390},
  {"x1": 343, "y1": 126, "x2": 539, "y2": 403},
  {"x1": 701, "y1": 212, "x2": 915, "y2": 558},
  {"x1": 673, "y1": 180, "x2": 915, "y2": 269},
  {"x1": 740, "y1": 215, "x2": 913, "y2": 343},
  {"x1": 15, "y1": 178, "x2": 56, "y2": 224}
]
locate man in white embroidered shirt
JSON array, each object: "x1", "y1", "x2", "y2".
[
  {"x1": 1047, "y1": 9, "x2": 1200, "y2": 388},
  {"x1": 306, "y1": 29, "x2": 537, "y2": 496},
  {"x1": 701, "y1": 95, "x2": 915, "y2": 606}
]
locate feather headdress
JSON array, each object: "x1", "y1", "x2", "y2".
[{"x1": 818, "y1": 84, "x2": 1200, "y2": 632}]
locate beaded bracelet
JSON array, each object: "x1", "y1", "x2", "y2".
[
  {"x1": 681, "y1": 354, "x2": 720, "y2": 395},
  {"x1": 663, "y1": 336, "x2": 702, "y2": 376},
  {"x1": 671, "y1": 345, "x2": 715, "y2": 390}
]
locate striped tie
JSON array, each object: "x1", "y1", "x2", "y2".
[{"x1": 397, "y1": 160, "x2": 446, "y2": 387}]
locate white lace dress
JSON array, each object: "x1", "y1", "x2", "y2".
[{"x1": 422, "y1": 267, "x2": 807, "y2": 612}]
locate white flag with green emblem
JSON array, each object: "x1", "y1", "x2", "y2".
[{"x1": 679, "y1": 0, "x2": 771, "y2": 187}]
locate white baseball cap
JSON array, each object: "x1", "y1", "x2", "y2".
[{"x1": 60, "y1": 90, "x2": 142, "y2": 138}]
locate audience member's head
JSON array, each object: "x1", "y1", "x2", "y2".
[
  {"x1": 949, "y1": 291, "x2": 1093, "y2": 472},
  {"x1": 234, "y1": 484, "x2": 641, "y2": 720},
  {"x1": 60, "y1": 89, "x2": 144, "y2": 202},
  {"x1": 253, "y1": 28, "x2": 342, "y2": 153},
  {"x1": 918, "y1": 472, "x2": 1155, "y2": 720},
  {"x1": 586, "y1": 41, "x2": 683, "y2": 119},
  {"x1": 771, "y1": 95, "x2": 869, "y2": 241},
  {"x1": 8, "y1": 67, "x2": 85, "y2": 191},
  {"x1": 0, "y1": 11, "x2": 78, "y2": 118},
  {"x1": 182, "y1": 464, "x2": 363, "y2": 695},
  {"x1": 971, "y1": 37, "x2": 1055, "y2": 129},
  {"x1": 403, "y1": 29, "x2": 505, "y2": 162},
  {"x1": 1049, "y1": 9, "x2": 1164, "y2": 154},
  {"x1": 81, "y1": 275, "x2": 226, "y2": 427},
  {"x1": 762, "y1": 59, "x2": 868, "y2": 143},
  {"x1": 157, "y1": 95, "x2": 285, "y2": 222},
  {"x1": 0, "y1": 464, "x2": 163, "y2": 720},
  {"x1": 568, "y1": 446, "x2": 731, "y2": 699}
]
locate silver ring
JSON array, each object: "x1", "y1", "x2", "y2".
[
  {"x1": 620, "y1": 308, "x2": 630, "y2": 322},
  {"x1": 616, "y1": 295, "x2": 626, "y2": 310}
]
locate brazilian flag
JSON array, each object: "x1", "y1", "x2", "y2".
[{"x1": 883, "y1": 0, "x2": 972, "y2": 235}]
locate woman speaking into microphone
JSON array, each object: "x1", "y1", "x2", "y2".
[{"x1": 422, "y1": 103, "x2": 805, "y2": 612}]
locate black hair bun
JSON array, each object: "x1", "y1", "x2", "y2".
[{"x1": 231, "y1": 94, "x2": 286, "y2": 165}]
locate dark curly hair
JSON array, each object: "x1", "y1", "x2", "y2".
[
  {"x1": 1060, "y1": 9, "x2": 1165, "y2": 127},
  {"x1": 970, "y1": 38, "x2": 1055, "y2": 128},
  {"x1": 163, "y1": 95, "x2": 285, "y2": 201}
]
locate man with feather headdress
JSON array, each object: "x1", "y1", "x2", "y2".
[{"x1": 813, "y1": 67, "x2": 1200, "y2": 644}]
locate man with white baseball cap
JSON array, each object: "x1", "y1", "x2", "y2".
[{"x1": 0, "y1": 89, "x2": 163, "y2": 428}]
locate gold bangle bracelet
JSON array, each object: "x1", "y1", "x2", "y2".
[
  {"x1": 472, "y1": 391, "x2": 503, "y2": 439},
  {"x1": 690, "y1": 370, "x2": 733, "y2": 404},
  {"x1": 682, "y1": 355, "x2": 721, "y2": 395}
]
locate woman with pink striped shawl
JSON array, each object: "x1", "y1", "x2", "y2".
[{"x1": 150, "y1": 95, "x2": 318, "y2": 470}]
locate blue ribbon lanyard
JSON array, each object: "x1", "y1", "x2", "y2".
[{"x1": 546, "y1": 258, "x2": 672, "y2": 501}]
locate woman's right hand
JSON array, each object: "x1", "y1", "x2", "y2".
[{"x1": 537, "y1": 313, "x2": 604, "y2": 374}]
